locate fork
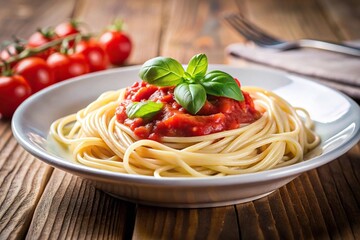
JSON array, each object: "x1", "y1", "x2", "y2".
[{"x1": 224, "y1": 14, "x2": 360, "y2": 57}]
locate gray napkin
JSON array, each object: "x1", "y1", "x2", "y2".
[{"x1": 225, "y1": 42, "x2": 360, "y2": 99}]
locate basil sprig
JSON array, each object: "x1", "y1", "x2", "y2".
[
  {"x1": 126, "y1": 101, "x2": 163, "y2": 120},
  {"x1": 202, "y1": 70, "x2": 243, "y2": 101},
  {"x1": 174, "y1": 83, "x2": 206, "y2": 115},
  {"x1": 138, "y1": 57, "x2": 184, "y2": 86},
  {"x1": 186, "y1": 53, "x2": 208, "y2": 79},
  {"x1": 139, "y1": 53, "x2": 244, "y2": 114}
]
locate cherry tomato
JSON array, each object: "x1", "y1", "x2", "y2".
[
  {"x1": 0, "y1": 43, "x2": 25, "y2": 68},
  {"x1": 1, "y1": 45, "x2": 17, "y2": 61},
  {"x1": 99, "y1": 30, "x2": 132, "y2": 65},
  {"x1": 55, "y1": 20, "x2": 81, "y2": 47},
  {"x1": 75, "y1": 39, "x2": 108, "y2": 72},
  {"x1": 27, "y1": 28, "x2": 56, "y2": 59},
  {"x1": 47, "y1": 52, "x2": 90, "y2": 82},
  {"x1": 14, "y1": 57, "x2": 55, "y2": 93},
  {"x1": 28, "y1": 28, "x2": 56, "y2": 47},
  {"x1": 54, "y1": 20, "x2": 80, "y2": 38},
  {"x1": 0, "y1": 75, "x2": 31, "y2": 118}
]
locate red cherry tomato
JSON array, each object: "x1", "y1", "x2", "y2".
[
  {"x1": 75, "y1": 39, "x2": 108, "y2": 72},
  {"x1": 0, "y1": 44, "x2": 25, "y2": 68},
  {"x1": 99, "y1": 31, "x2": 132, "y2": 65},
  {"x1": 27, "y1": 29, "x2": 56, "y2": 59},
  {"x1": 0, "y1": 75, "x2": 32, "y2": 118},
  {"x1": 55, "y1": 20, "x2": 81, "y2": 47},
  {"x1": 28, "y1": 32, "x2": 51, "y2": 47},
  {"x1": 1, "y1": 45, "x2": 17, "y2": 61},
  {"x1": 54, "y1": 20, "x2": 80, "y2": 38},
  {"x1": 47, "y1": 52, "x2": 90, "y2": 82},
  {"x1": 14, "y1": 57, "x2": 55, "y2": 93}
]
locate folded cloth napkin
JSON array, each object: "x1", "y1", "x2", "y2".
[{"x1": 225, "y1": 42, "x2": 360, "y2": 99}]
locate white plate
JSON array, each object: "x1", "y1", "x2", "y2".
[{"x1": 12, "y1": 65, "x2": 360, "y2": 208}]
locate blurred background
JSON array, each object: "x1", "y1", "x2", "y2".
[{"x1": 1, "y1": 0, "x2": 359, "y2": 65}]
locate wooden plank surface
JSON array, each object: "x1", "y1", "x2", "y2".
[
  {"x1": 0, "y1": 0, "x2": 359, "y2": 239},
  {"x1": 244, "y1": 0, "x2": 340, "y2": 41},
  {"x1": 75, "y1": 0, "x2": 164, "y2": 64},
  {"x1": 26, "y1": 170, "x2": 135, "y2": 239},
  {"x1": 0, "y1": 0, "x2": 76, "y2": 239},
  {"x1": 161, "y1": 0, "x2": 243, "y2": 63},
  {"x1": 0, "y1": 0, "x2": 77, "y2": 43},
  {"x1": 0, "y1": 123, "x2": 52, "y2": 239},
  {"x1": 133, "y1": 205, "x2": 239, "y2": 239},
  {"x1": 318, "y1": 0, "x2": 360, "y2": 39}
]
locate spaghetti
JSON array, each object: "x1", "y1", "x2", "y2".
[{"x1": 50, "y1": 86, "x2": 320, "y2": 177}]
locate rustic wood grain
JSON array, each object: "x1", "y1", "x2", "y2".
[
  {"x1": 316, "y1": 164, "x2": 355, "y2": 239},
  {"x1": 339, "y1": 145, "x2": 360, "y2": 205},
  {"x1": 278, "y1": 186, "x2": 306, "y2": 239},
  {"x1": 25, "y1": 169, "x2": 135, "y2": 239},
  {"x1": 243, "y1": 0, "x2": 341, "y2": 41},
  {"x1": 0, "y1": 122, "x2": 52, "y2": 239},
  {"x1": 75, "y1": 0, "x2": 164, "y2": 65},
  {"x1": 236, "y1": 202, "x2": 264, "y2": 239},
  {"x1": 133, "y1": 205, "x2": 239, "y2": 240},
  {"x1": 253, "y1": 197, "x2": 280, "y2": 239},
  {"x1": 328, "y1": 157, "x2": 360, "y2": 237},
  {"x1": 161, "y1": 0, "x2": 243, "y2": 63},
  {"x1": 318, "y1": 0, "x2": 360, "y2": 40},
  {"x1": 284, "y1": 181, "x2": 315, "y2": 239},
  {"x1": 297, "y1": 173, "x2": 330, "y2": 238},
  {"x1": 266, "y1": 191, "x2": 295, "y2": 239},
  {"x1": 306, "y1": 169, "x2": 341, "y2": 238},
  {"x1": 0, "y1": 0, "x2": 78, "y2": 43},
  {"x1": 347, "y1": 143, "x2": 360, "y2": 201}
]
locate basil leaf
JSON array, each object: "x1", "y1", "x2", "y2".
[
  {"x1": 139, "y1": 57, "x2": 185, "y2": 86},
  {"x1": 174, "y1": 83, "x2": 206, "y2": 115},
  {"x1": 201, "y1": 70, "x2": 244, "y2": 101},
  {"x1": 186, "y1": 53, "x2": 208, "y2": 78},
  {"x1": 126, "y1": 101, "x2": 163, "y2": 120}
]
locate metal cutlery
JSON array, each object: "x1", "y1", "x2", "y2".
[{"x1": 224, "y1": 13, "x2": 360, "y2": 57}]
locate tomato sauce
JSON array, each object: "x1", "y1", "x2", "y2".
[{"x1": 116, "y1": 81, "x2": 261, "y2": 141}]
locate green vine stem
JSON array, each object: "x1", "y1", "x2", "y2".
[{"x1": 0, "y1": 33, "x2": 84, "y2": 67}]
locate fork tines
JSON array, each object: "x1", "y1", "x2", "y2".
[{"x1": 224, "y1": 14, "x2": 283, "y2": 46}]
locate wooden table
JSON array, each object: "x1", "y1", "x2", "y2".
[{"x1": 1, "y1": 0, "x2": 359, "y2": 239}]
